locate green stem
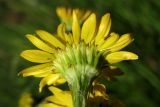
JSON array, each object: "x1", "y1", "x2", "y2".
[
  {"x1": 70, "y1": 80, "x2": 89, "y2": 107},
  {"x1": 72, "y1": 89, "x2": 87, "y2": 107}
]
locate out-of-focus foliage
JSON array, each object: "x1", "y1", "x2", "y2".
[{"x1": 0, "y1": 0, "x2": 160, "y2": 107}]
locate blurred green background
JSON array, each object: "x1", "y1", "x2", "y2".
[{"x1": 0, "y1": 0, "x2": 160, "y2": 107}]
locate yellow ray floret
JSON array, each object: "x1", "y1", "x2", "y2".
[
  {"x1": 106, "y1": 51, "x2": 138, "y2": 64},
  {"x1": 36, "y1": 30, "x2": 65, "y2": 49},
  {"x1": 57, "y1": 23, "x2": 66, "y2": 41},
  {"x1": 21, "y1": 50, "x2": 54, "y2": 63},
  {"x1": 95, "y1": 13, "x2": 111, "y2": 45},
  {"x1": 26, "y1": 34, "x2": 56, "y2": 53},
  {"x1": 39, "y1": 74, "x2": 66, "y2": 92},
  {"x1": 98, "y1": 32, "x2": 119, "y2": 50},
  {"x1": 45, "y1": 87, "x2": 73, "y2": 107},
  {"x1": 108, "y1": 33, "x2": 133, "y2": 52},
  {"x1": 18, "y1": 63, "x2": 53, "y2": 77},
  {"x1": 81, "y1": 13, "x2": 96, "y2": 44}
]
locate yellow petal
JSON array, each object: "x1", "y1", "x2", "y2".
[
  {"x1": 33, "y1": 72, "x2": 50, "y2": 77},
  {"x1": 109, "y1": 33, "x2": 133, "y2": 52},
  {"x1": 106, "y1": 51, "x2": 138, "y2": 64},
  {"x1": 53, "y1": 77, "x2": 66, "y2": 85},
  {"x1": 81, "y1": 13, "x2": 96, "y2": 44},
  {"x1": 26, "y1": 34, "x2": 56, "y2": 53},
  {"x1": 98, "y1": 32, "x2": 119, "y2": 50},
  {"x1": 45, "y1": 96, "x2": 63, "y2": 106},
  {"x1": 46, "y1": 95, "x2": 72, "y2": 107},
  {"x1": 117, "y1": 33, "x2": 132, "y2": 43},
  {"x1": 49, "y1": 86, "x2": 62, "y2": 94},
  {"x1": 36, "y1": 30, "x2": 65, "y2": 49},
  {"x1": 57, "y1": 23, "x2": 66, "y2": 41},
  {"x1": 18, "y1": 63, "x2": 53, "y2": 77},
  {"x1": 57, "y1": 24, "x2": 73, "y2": 44},
  {"x1": 39, "y1": 74, "x2": 60, "y2": 92},
  {"x1": 95, "y1": 13, "x2": 111, "y2": 44},
  {"x1": 21, "y1": 50, "x2": 53, "y2": 63},
  {"x1": 47, "y1": 87, "x2": 72, "y2": 107},
  {"x1": 72, "y1": 11, "x2": 80, "y2": 44}
]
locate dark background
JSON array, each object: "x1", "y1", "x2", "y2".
[{"x1": 0, "y1": 0, "x2": 160, "y2": 107}]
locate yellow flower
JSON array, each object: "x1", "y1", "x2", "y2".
[
  {"x1": 18, "y1": 92, "x2": 33, "y2": 107},
  {"x1": 19, "y1": 11, "x2": 138, "y2": 94},
  {"x1": 56, "y1": 7, "x2": 91, "y2": 30}
]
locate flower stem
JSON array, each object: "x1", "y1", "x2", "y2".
[
  {"x1": 70, "y1": 79, "x2": 90, "y2": 107},
  {"x1": 72, "y1": 89, "x2": 87, "y2": 107}
]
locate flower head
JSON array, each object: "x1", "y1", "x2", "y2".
[{"x1": 19, "y1": 10, "x2": 138, "y2": 107}]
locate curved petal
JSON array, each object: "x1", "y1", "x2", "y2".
[
  {"x1": 53, "y1": 77, "x2": 66, "y2": 85},
  {"x1": 46, "y1": 87, "x2": 73, "y2": 107},
  {"x1": 33, "y1": 71, "x2": 50, "y2": 77},
  {"x1": 49, "y1": 86, "x2": 62, "y2": 94},
  {"x1": 106, "y1": 51, "x2": 138, "y2": 64},
  {"x1": 18, "y1": 63, "x2": 53, "y2": 77},
  {"x1": 36, "y1": 30, "x2": 65, "y2": 49},
  {"x1": 98, "y1": 32, "x2": 119, "y2": 50},
  {"x1": 57, "y1": 23, "x2": 66, "y2": 41},
  {"x1": 81, "y1": 13, "x2": 96, "y2": 44},
  {"x1": 39, "y1": 74, "x2": 60, "y2": 92},
  {"x1": 95, "y1": 13, "x2": 111, "y2": 45},
  {"x1": 109, "y1": 33, "x2": 133, "y2": 52},
  {"x1": 26, "y1": 34, "x2": 55, "y2": 53},
  {"x1": 21, "y1": 50, "x2": 54, "y2": 63}
]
